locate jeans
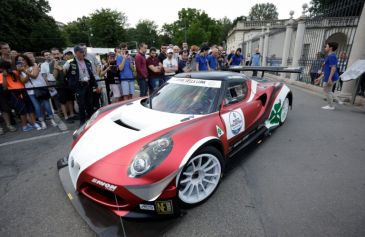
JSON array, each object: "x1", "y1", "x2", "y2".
[
  {"x1": 149, "y1": 77, "x2": 161, "y2": 92},
  {"x1": 29, "y1": 94, "x2": 53, "y2": 121},
  {"x1": 137, "y1": 76, "x2": 148, "y2": 97}
]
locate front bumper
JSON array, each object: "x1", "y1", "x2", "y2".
[{"x1": 57, "y1": 157, "x2": 184, "y2": 236}]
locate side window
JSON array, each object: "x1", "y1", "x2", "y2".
[{"x1": 224, "y1": 81, "x2": 247, "y2": 105}]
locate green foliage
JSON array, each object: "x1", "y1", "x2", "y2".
[
  {"x1": 249, "y1": 3, "x2": 279, "y2": 21},
  {"x1": 0, "y1": 0, "x2": 66, "y2": 52},
  {"x1": 161, "y1": 8, "x2": 232, "y2": 46},
  {"x1": 128, "y1": 20, "x2": 159, "y2": 48},
  {"x1": 63, "y1": 9, "x2": 128, "y2": 48}
]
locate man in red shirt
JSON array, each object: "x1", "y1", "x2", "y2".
[
  {"x1": 135, "y1": 43, "x2": 148, "y2": 96},
  {"x1": 146, "y1": 47, "x2": 163, "y2": 93}
]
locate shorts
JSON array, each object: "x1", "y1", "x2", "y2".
[
  {"x1": 57, "y1": 88, "x2": 75, "y2": 104},
  {"x1": 121, "y1": 80, "x2": 135, "y2": 96},
  {"x1": 110, "y1": 84, "x2": 122, "y2": 98}
]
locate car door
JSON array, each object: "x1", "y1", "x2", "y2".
[{"x1": 220, "y1": 79, "x2": 263, "y2": 147}]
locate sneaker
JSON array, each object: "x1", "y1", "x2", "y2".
[
  {"x1": 50, "y1": 119, "x2": 57, "y2": 127},
  {"x1": 0, "y1": 127, "x2": 4, "y2": 135},
  {"x1": 33, "y1": 123, "x2": 42, "y2": 130},
  {"x1": 337, "y1": 100, "x2": 344, "y2": 105},
  {"x1": 321, "y1": 105, "x2": 335, "y2": 110},
  {"x1": 22, "y1": 124, "x2": 34, "y2": 132},
  {"x1": 41, "y1": 121, "x2": 47, "y2": 129},
  {"x1": 65, "y1": 117, "x2": 74, "y2": 124},
  {"x1": 7, "y1": 125, "x2": 17, "y2": 132}
]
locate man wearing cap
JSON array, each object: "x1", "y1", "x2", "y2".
[
  {"x1": 163, "y1": 48, "x2": 178, "y2": 81},
  {"x1": 63, "y1": 45, "x2": 99, "y2": 125}
]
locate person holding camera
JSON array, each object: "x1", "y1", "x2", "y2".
[
  {"x1": 100, "y1": 52, "x2": 122, "y2": 103},
  {"x1": 52, "y1": 48, "x2": 76, "y2": 123},
  {"x1": 63, "y1": 45, "x2": 99, "y2": 125},
  {"x1": 18, "y1": 53, "x2": 57, "y2": 129},
  {"x1": 117, "y1": 43, "x2": 135, "y2": 101},
  {"x1": 0, "y1": 42, "x2": 17, "y2": 134}
]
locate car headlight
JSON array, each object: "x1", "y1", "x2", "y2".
[{"x1": 128, "y1": 137, "x2": 173, "y2": 178}]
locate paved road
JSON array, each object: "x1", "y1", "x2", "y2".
[{"x1": 1, "y1": 85, "x2": 365, "y2": 237}]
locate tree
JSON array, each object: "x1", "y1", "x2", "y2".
[
  {"x1": 63, "y1": 17, "x2": 91, "y2": 46},
  {"x1": 308, "y1": 0, "x2": 363, "y2": 17},
  {"x1": 130, "y1": 20, "x2": 159, "y2": 48},
  {"x1": 161, "y1": 8, "x2": 228, "y2": 46},
  {"x1": 89, "y1": 9, "x2": 127, "y2": 47},
  {"x1": 0, "y1": 0, "x2": 66, "y2": 52},
  {"x1": 248, "y1": 3, "x2": 279, "y2": 21}
]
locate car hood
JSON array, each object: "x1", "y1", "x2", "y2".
[{"x1": 68, "y1": 99, "x2": 203, "y2": 188}]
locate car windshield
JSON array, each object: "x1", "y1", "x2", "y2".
[{"x1": 146, "y1": 77, "x2": 222, "y2": 115}]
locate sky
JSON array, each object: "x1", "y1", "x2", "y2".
[{"x1": 48, "y1": 0, "x2": 309, "y2": 28}]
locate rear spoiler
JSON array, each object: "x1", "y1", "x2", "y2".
[{"x1": 226, "y1": 66, "x2": 303, "y2": 78}]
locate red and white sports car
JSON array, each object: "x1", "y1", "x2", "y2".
[{"x1": 58, "y1": 71, "x2": 292, "y2": 222}]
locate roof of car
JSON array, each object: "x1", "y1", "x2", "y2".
[{"x1": 175, "y1": 71, "x2": 248, "y2": 81}]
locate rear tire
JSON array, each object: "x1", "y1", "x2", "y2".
[
  {"x1": 177, "y1": 146, "x2": 224, "y2": 207},
  {"x1": 280, "y1": 97, "x2": 289, "y2": 125}
]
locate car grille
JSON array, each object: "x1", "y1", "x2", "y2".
[{"x1": 80, "y1": 184, "x2": 129, "y2": 208}]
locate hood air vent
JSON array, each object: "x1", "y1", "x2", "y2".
[{"x1": 114, "y1": 119, "x2": 140, "y2": 131}]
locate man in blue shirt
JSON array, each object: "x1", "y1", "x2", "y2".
[
  {"x1": 207, "y1": 47, "x2": 219, "y2": 71},
  {"x1": 229, "y1": 48, "x2": 244, "y2": 66},
  {"x1": 320, "y1": 42, "x2": 343, "y2": 110},
  {"x1": 251, "y1": 48, "x2": 261, "y2": 76},
  {"x1": 117, "y1": 43, "x2": 135, "y2": 100},
  {"x1": 195, "y1": 45, "x2": 210, "y2": 71}
]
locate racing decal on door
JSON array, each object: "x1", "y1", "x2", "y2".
[
  {"x1": 265, "y1": 85, "x2": 290, "y2": 129},
  {"x1": 216, "y1": 125, "x2": 224, "y2": 138},
  {"x1": 222, "y1": 108, "x2": 245, "y2": 139}
]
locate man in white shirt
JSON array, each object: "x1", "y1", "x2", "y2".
[{"x1": 163, "y1": 48, "x2": 178, "y2": 81}]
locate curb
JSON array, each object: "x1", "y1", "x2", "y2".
[{"x1": 264, "y1": 74, "x2": 365, "y2": 106}]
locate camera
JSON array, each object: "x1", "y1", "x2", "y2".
[{"x1": 109, "y1": 60, "x2": 118, "y2": 73}]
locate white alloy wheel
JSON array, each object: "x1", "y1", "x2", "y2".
[
  {"x1": 178, "y1": 147, "x2": 222, "y2": 205},
  {"x1": 280, "y1": 97, "x2": 289, "y2": 124}
]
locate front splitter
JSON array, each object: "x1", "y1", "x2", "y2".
[{"x1": 57, "y1": 160, "x2": 184, "y2": 236}]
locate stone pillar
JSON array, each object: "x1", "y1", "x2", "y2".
[
  {"x1": 290, "y1": 4, "x2": 308, "y2": 80},
  {"x1": 340, "y1": 4, "x2": 365, "y2": 100},
  {"x1": 281, "y1": 11, "x2": 295, "y2": 77},
  {"x1": 262, "y1": 24, "x2": 270, "y2": 66},
  {"x1": 259, "y1": 26, "x2": 264, "y2": 52}
]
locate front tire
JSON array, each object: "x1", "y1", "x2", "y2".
[{"x1": 177, "y1": 146, "x2": 224, "y2": 207}]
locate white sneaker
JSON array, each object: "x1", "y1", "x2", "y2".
[
  {"x1": 321, "y1": 105, "x2": 335, "y2": 110},
  {"x1": 337, "y1": 100, "x2": 344, "y2": 105},
  {"x1": 50, "y1": 119, "x2": 57, "y2": 127},
  {"x1": 33, "y1": 123, "x2": 42, "y2": 131},
  {"x1": 41, "y1": 121, "x2": 47, "y2": 129}
]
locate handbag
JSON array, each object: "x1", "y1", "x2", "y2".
[
  {"x1": 34, "y1": 87, "x2": 51, "y2": 100},
  {"x1": 29, "y1": 79, "x2": 51, "y2": 100}
]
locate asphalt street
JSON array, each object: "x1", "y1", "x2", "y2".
[{"x1": 1, "y1": 85, "x2": 365, "y2": 237}]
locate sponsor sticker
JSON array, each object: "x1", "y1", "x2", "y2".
[
  {"x1": 169, "y1": 78, "x2": 221, "y2": 88},
  {"x1": 216, "y1": 125, "x2": 224, "y2": 138},
  {"x1": 222, "y1": 109, "x2": 245, "y2": 139},
  {"x1": 139, "y1": 204, "x2": 155, "y2": 211},
  {"x1": 155, "y1": 200, "x2": 173, "y2": 214},
  {"x1": 91, "y1": 178, "x2": 117, "y2": 192},
  {"x1": 229, "y1": 111, "x2": 243, "y2": 135}
]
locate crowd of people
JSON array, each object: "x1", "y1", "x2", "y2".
[{"x1": 0, "y1": 41, "x2": 250, "y2": 135}]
